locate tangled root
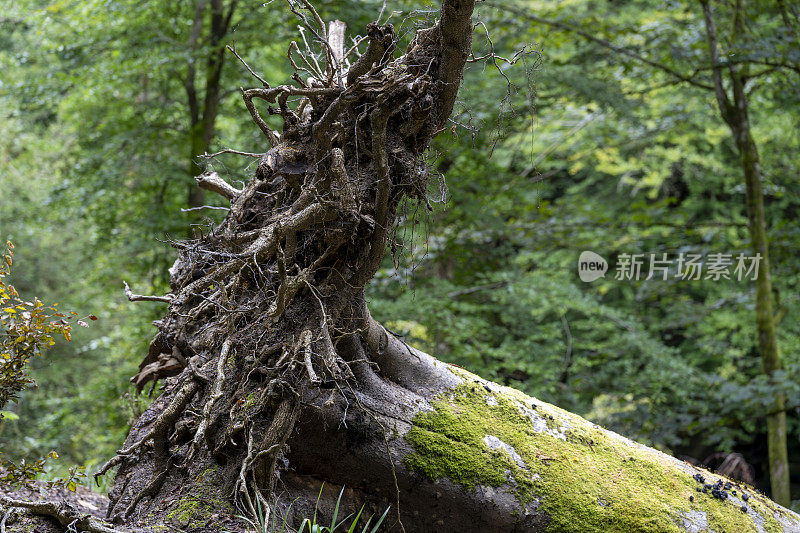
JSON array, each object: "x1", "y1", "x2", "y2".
[{"x1": 103, "y1": 0, "x2": 477, "y2": 525}]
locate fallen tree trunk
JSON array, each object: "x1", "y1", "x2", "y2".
[
  {"x1": 108, "y1": 349, "x2": 800, "y2": 532},
  {"x1": 282, "y1": 362, "x2": 800, "y2": 532},
  {"x1": 84, "y1": 1, "x2": 800, "y2": 532}
]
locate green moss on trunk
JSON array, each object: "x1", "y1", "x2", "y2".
[
  {"x1": 404, "y1": 367, "x2": 795, "y2": 532},
  {"x1": 164, "y1": 465, "x2": 231, "y2": 529}
]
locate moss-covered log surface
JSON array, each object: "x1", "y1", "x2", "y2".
[{"x1": 403, "y1": 365, "x2": 800, "y2": 532}]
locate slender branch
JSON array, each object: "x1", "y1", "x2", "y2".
[
  {"x1": 297, "y1": 25, "x2": 327, "y2": 80},
  {"x1": 181, "y1": 205, "x2": 231, "y2": 212},
  {"x1": 294, "y1": 0, "x2": 335, "y2": 81},
  {"x1": 227, "y1": 43, "x2": 270, "y2": 87},
  {"x1": 297, "y1": 0, "x2": 327, "y2": 40},
  {"x1": 241, "y1": 88, "x2": 282, "y2": 146},
  {"x1": 202, "y1": 148, "x2": 264, "y2": 158},
  {"x1": 700, "y1": 0, "x2": 735, "y2": 126},
  {"x1": 288, "y1": 40, "x2": 323, "y2": 79},
  {"x1": 488, "y1": 3, "x2": 715, "y2": 92},
  {"x1": 342, "y1": 35, "x2": 369, "y2": 62}
]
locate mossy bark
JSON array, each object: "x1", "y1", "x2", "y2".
[
  {"x1": 740, "y1": 127, "x2": 790, "y2": 508},
  {"x1": 403, "y1": 366, "x2": 800, "y2": 532}
]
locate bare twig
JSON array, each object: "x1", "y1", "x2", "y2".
[
  {"x1": 487, "y1": 2, "x2": 715, "y2": 92},
  {"x1": 202, "y1": 148, "x2": 264, "y2": 158},
  {"x1": 181, "y1": 205, "x2": 231, "y2": 212},
  {"x1": 241, "y1": 88, "x2": 282, "y2": 146},
  {"x1": 227, "y1": 43, "x2": 270, "y2": 87}
]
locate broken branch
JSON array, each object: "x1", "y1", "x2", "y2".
[
  {"x1": 195, "y1": 171, "x2": 242, "y2": 201},
  {"x1": 123, "y1": 281, "x2": 173, "y2": 303}
]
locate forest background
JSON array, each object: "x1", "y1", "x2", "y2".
[{"x1": 0, "y1": 0, "x2": 798, "y2": 510}]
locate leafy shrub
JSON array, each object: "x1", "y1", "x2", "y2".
[{"x1": 0, "y1": 240, "x2": 92, "y2": 490}]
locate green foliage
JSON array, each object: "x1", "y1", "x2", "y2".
[
  {"x1": 0, "y1": 0, "x2": 798, "y2": 505},
  {"x1": 0, "y1": 450, "x2": 86, "y2": 493},
  {"x1": 375, "y1": 0, "x2": 800, "y2": 500},
  {"x1": 0, "y1": 241, "x2": 88, "y2": 491},
  {"x1": 0, "y1": 241, "x2": 74, "y2": 410},
  {"x1": 297, "y1": 486, "x2": 390, "y2": 533}
]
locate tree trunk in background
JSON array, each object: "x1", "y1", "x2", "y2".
[
  {"x1": 185, "y1": 0, "x2": 235, "y2": 213},
  {"x1": 187, "y1": 123, "x2": 207, "y2": 209},
  {"x1": 736, "y1": 120, "x2": 791, "y2": 507},
  {"x1": 700, "y1": 0, "x2": 791, "y2": 507}
]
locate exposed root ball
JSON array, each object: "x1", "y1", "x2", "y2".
[{"x1": 106, "y1": 1, "x2": 476, "y2": 527}]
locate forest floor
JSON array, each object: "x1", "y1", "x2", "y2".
[{"x1": 0, "y1": 478, "x2": 109, "y2": 532}]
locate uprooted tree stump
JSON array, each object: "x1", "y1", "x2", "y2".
[{"x1": 70, "y1": 1, "x2": 800, "y2": 532}]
